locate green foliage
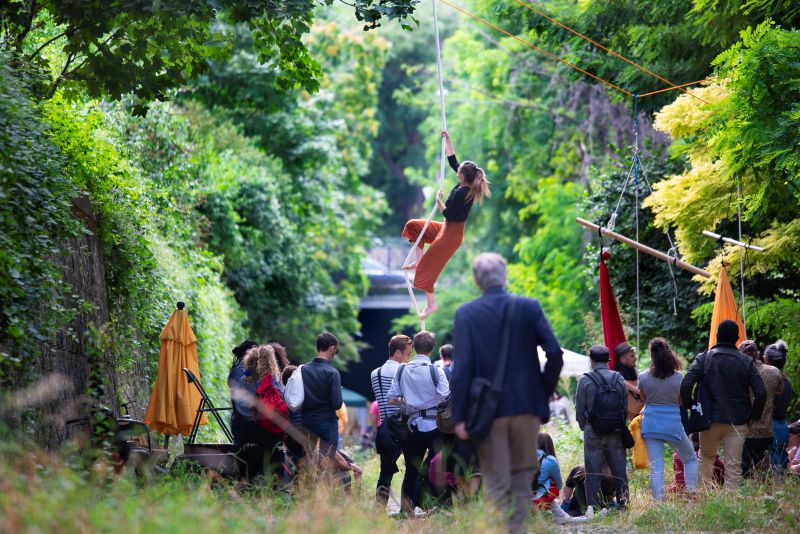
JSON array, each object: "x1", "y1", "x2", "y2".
[
  {"x1": 2, "y1": 8, "x2": 396, "y2": 422},
  {"x1": 582, "y1": 148, "x2": 708, "y2": 355},
  {"x1": 648, "y1": 22, "x2": 800, "y2": 286},
  {"x1": 37, "y1": 95, "x2": 245, "y2": 405},
  {"x1": 364, "y1": 4, "x2": 446, "y2": 231},
  {"x1": 0, "y1": 53, "x2": 81, "y2": 376},
  {"x1": 690, "y1": 0, "x2": 800, "y2": 47},
  {"x1": 646, "y1": 23, "x2": 800, "y2": 413},
  {"x1": 182, "y1": 18, "x2": 391, "y2": 365},
  {"x1": 0, "y1": 0, "x2": 420, "y2": 101},
  {"x1": 510, "y1": 179, "x2": 590, "y2": 348}
]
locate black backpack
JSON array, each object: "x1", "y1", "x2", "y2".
[{"x1": 585, "y1": 369, "x2": 626, "y2": 434}]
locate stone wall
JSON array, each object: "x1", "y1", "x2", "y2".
[{"x1": 13, "y1": 198, "x2": 153, "y2": 448}]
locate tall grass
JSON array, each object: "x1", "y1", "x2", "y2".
[{"x1": 1, "y1": 426, "x2": 798, "y2": 533}]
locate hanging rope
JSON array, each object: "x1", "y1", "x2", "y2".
[
  {"x1": 403, "y1": 0, "x2": 449, "y2": 330},
  {"x1": 440, "y1": 0, "x2": 633, "y2": 97},
  {"x1": 639, "y1": 79, "x2": 710, "y2": 99},
  {"x1": 736, "y1": 180, "x2": 746, "y2": 331},
  {"x1": 425, "y1": 0, "x2": 707, "y2": 337},
  {"x1": 633, "y1": 96, "x2": 641, "y2": 353},
  {"x1": 442, "y1": 0, "x2": 708, "y2": 103},
  {"x1": 510, "y1": 0, "x2": 709, "y2": 104}
]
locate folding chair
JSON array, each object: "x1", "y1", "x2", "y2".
[{"x1": 182, "y1": 368, "x2": 235, "y2": 444}]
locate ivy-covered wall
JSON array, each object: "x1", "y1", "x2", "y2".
[{"x1": 1, "y1": 14, "x2": 389, "y2": 445}]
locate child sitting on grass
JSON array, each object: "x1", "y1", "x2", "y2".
[
  {"x1": 532, "y1": 433, "x2": 562, "y2": 510},
  {"x1": 787, "y1": 422, "x2": 800, "y2": 475}
]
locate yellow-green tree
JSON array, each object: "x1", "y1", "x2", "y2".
[{"x1": 646, "y1": 22, "x2": 800, "y2": 399}]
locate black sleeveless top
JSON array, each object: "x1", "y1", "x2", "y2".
[{"x1": 442, "y1": 154, "x2": 473, "y2": 222}]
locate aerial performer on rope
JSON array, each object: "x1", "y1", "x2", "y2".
[{"x1": 401, "y1": 129, "x2": 490, "y2": 320}]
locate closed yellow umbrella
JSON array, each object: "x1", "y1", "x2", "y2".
[
  {"x1": 144, "y1": 303, "x2": 207, "y2": 435},
  {"x1": 708, "y1": 266, "x2": 746, "y2": 349}
]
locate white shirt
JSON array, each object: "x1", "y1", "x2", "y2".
[{"x1": 388, "y1": 354, "x2": 449, "y2": 432}]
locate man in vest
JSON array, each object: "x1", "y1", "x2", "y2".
[{"x1": 576, "y1": 345, "x2": 629, "y2": 510}]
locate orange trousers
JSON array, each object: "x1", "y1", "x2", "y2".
[{"x1": 402, "y1": 218, "x2": 465, "y2": 293}]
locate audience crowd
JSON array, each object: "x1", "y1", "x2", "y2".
[{"x1": 226, "y1": 253, "x2": 795, "y2": 533}]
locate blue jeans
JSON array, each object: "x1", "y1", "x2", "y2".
[
  {"x1": 645, "y1": 434, "x2": 697, "y2": 501},
  {"x1": 303, "y1": 418, "x2": 338, "y2": 456},
  {"x1": 772, "y1": 420, "x2": 789, "y2": 469}
]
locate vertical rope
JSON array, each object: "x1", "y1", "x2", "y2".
[
  {"x1": 737, "y1": 180, "x2": 746, "y2": 333},
  {"x1": 433, "y1": 0, "x2": 448, "y2": 191},
  {"x1": 633, "y1": 95, "x2": 640, "y2": 353},
  {"x1": 402, "y1": 0, "x2": 449, "y2": 328}
]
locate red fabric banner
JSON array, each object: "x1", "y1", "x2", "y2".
[{"x1": 600, "y1": 252, "x2": 626, "y2": 370}]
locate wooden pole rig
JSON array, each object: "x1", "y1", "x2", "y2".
[{"x1": 576, "y1": 217, "x2": 711, "y2": 279}]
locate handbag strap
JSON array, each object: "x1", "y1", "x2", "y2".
[
  {"x1": 491, "y1": 296, "x2": 517, "y2": 393},
  {"x1": 376, "y1": 368, "x2": 386, "y2": 407}
]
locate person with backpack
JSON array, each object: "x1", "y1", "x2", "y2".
[
  {"x1": 387, "y1": 331, "x2": 450, "y2": 515},
  {"x1": 576, "y1": 345, "x2": 629, "y2": 510},
  {"x1": 370, "y1": 334, "x2": 412, "y2": 506},
  {"x1": 680, "y1": 320, "x2": 767, "y2": 490},
  {"x1": 240, "y1": 344, "x2": 289, "y2": 481},
  {"x1": 638, "y1": 337, "x2": 696, "y2": 501}
]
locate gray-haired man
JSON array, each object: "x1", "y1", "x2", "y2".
[{"x1": 451, "y1": 252, "x2": 563, "y2": 533}]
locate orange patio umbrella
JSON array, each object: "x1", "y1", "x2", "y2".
[
  {"x1": 144, "y1": 302, "x2": 206, "y2": 435},
  {"x1": 708, "y1": 266, "x2": 746, "y2": 349}
]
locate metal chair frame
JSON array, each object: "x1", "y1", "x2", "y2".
[{"x1": 181, "y1": 367, "x2": 234, "y2": 444}]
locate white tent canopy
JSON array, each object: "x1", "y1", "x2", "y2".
[{"x1": 538, "y1": 346, "x2": 591, "y2": 377}]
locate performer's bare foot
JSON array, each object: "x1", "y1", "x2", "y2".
[
  {"x1": 419, "y1": 304, "x2": 438, "y2": 320},
  {"x1": 402, "y1": 263, "x2": 417, "y2": 270}
]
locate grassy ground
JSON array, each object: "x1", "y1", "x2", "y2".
[{"x1": 1, "y1": 424, "x2": 798, "y2": 533}]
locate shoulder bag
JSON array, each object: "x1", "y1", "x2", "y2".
[
  {"x1": 386, "y1": 365, "x2": 412, "y2": 443},
  {"x1": 464, "y1": 297, "x2": 516, "y2": 444},
  {"x1": 685, "y1": 351, "x2": 712, "y2": 434},
  {"x1": 284, "y1": 364, "x2": 305, "y2": 412}
]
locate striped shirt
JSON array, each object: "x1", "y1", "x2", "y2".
[{"x1": 371, "y1": 359, "x2": 400, "y2": 422}]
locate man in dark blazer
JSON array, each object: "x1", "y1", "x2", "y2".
[{"x1": 451, "y1": 252, "x2": 563, "y2": 533}]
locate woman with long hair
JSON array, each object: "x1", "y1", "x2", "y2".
[
  {"x1": 638, "y1": 337, "x2": 696, "y2": 501},
  {"x1": 269, "y1": 341, "x2": 291, "y2": 371},
  {"x1": 240, "y1": 344, "x2": 287, "y2": 482},
  {"x1": 242, "y1": 344, "x2": 282, "y2": 390},
  {"x1": 532, "y1": 432, "x2": 563, "y2": 510},
  {"x1": 402, "y1": 129, "x2": 490, "y2": 319}
]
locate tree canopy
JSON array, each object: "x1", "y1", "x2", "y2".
[
  {"x1": 3, "y1": 0, "x2": 800, "y2": 429},
  {"x1": 0, "y1": 0, "x2": 418, "y2": 102}
]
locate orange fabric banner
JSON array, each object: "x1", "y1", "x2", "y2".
[
  {"x1": 144, "y1": 309, "x2": 206, "y2": 435},
  {"x1": 708, "y1": 266, "x2": 746, "y2": 349}
]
